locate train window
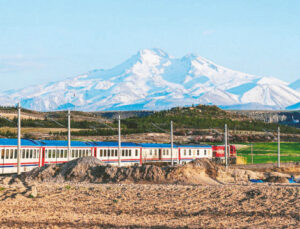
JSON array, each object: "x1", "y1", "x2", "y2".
[
  {"x1": 64, "y1": 150, "x2": 67, "y2": 158},
  {"x1": 82, "y1": 150, "x2": 85, "y2": 157},
  {"x1": 9, "y1": 149, "x2": 13, "y2": 159},
  {"x1": 184, "y1": 149, "x2": 186, "y2": 156},
  {"x1": 22, "y1": 149, "x2": 25, "y2": 158},
  {"x1": 197, "y1": 150, "x2": 199, "y2": 156},
  {"x1": 115, "y1": 149, "x2": 117, "y2": 157},
  {"x1": 204, "y1": 150, "x2": 207, "y2": 156},
  {"x1": 0, "y1": 149, "x2": 2, "y2": 159},
  {"x1": 122, "y1": 149, "x2": 125, "y2": 156},
  {"x1": 100, "y1": 149, "x2": 103, "y2": 157},
  {"x1": 78, "y1": 149, "x2": 81, "y2": 157},
  {"x1": 59, "y1": 149, "x2": 63, "y2": 158},
  {"x1": 33, "y1": 149, "x2": 36, "y2": 158},
  {"x1": 72, "y1": 149, "x2": 75, "y2": 157},
  {"x1": 189, "y1": 150, "x2": 191, "y2": 156},
  {"x1": 104, "y1": 149, "x2": 107, "y2": 157},
  {"x1": 129, "y1": 150, "x2": 131, "y2": 157},
  {"x1": 149, "y1": 149, "x2": 152, "y2": 156},
  {"x1": 5, "y1": 149, "x2": 8, "y2": 159},
  {"x1": 107, "y1": 149, "x2": 110, "y2": 157},
  {"x1": 52, "y1": 150, "x2": 56, "y2": 158},
  {"x1": 14, "y1": 149, "x2": 17, "y2": 159},
  {"x1": 135, "y1": 149, "x2": 139, "y2": 157},
  {"x1": 29, "y1": 149, "x2": 33, "y2": 158}
]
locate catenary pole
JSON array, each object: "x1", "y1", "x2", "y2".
[
  {"x1": 17, "y1": 103, "x2": 21, "y2": 175},
  {"x1": 225, "y1": 124, "x2": 228, "y2": 168},
  {"x1": 67, "y1": 109, "x2": 71, "y2": 161},
  {"x1": 278, "y1": 126, "x2": 280, "y2": 168},
  {"x1": 170, "y1": 120, "x2": 174, "y2": 166},
  {"x1": 118, "y1": 115, "x2": 121, "y2": 167}
]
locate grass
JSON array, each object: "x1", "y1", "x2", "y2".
[
  {"x1": 238, "y1": 142, "x2": 300, "y2": 164},
  {"x1": 0, "y1": 187, "x2": 5, "y2": 191},
  {"x1": 239, "y1": 154, "x2": 300, "y2": 164},
  {"x1": 65, "y1": 185, "x2": 72, "y2": 190}
]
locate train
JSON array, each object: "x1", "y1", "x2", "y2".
[{"x1": 0, "y1": 138, "x2": 236, "y2": 174}]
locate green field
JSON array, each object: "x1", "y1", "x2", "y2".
[{"x1": 237, "y1": 142, "x2": 300, "y2": 164}]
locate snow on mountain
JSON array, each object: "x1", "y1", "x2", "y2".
[
  {"x1": 0, "y1": 48, "x2": 299, "y2": 111},
  {"x1": 289, "y1": 79, "x2": 300, "y2": 91}
]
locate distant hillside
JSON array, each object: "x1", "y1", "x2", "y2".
[
  {"x1": 1, "y1": 105, "x2": 300, "y2": 143},
  {"x1": 119, "y1": 105, "x2": 300, "y2": 135}
]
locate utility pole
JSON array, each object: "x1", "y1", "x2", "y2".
[
  {"x1": 118, "y1": 115, "x2": 121, "y2": 167},
  {"x1": 67, "y1": 109, "x2": 71, "y2": 161},
  {"x1": 278, "y1": 126, "x2": 280, "y2": 168},
  {"x1": 251, "y1": 144, "x2": 253, "y2": 164},
  {"x1": 225, "y1": 124, "x2": 228, "y2": 168},
  {"x1": 17, "y1": 103, "x2": 21, "y2": 175},
  {"x1": 227, "y1": 127, "x2": 230, "y2": 166},
  {"x1": 170, "y1": 120, "x2": 174, "y2": 166}
]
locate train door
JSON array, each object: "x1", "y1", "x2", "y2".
[
  {"x1": 193, "y1": 149, "x2": 196, "y2": 160},
  {"x1": 158, "y1": 149, "x2": 162, "y2": 160},
  {"x1": 93, "y1": 147, "x2": 97, "y2": 158},
  {"x1": 1, "y1": 148, "x2": 4, "y2": 174},
  {"x1": 41, "y1": 147, "x2": 46, "y2": 167}
]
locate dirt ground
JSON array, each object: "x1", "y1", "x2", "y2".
[
  {"x1": 0, "y1": 158, "x2": 299, "y2": 228},
  {"x1": 0, "y1": 182, "x2": 299, "y2": 228}
]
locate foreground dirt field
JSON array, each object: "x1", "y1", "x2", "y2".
[{"x1": 0, "y1": 182, "x2": 299, "y2": 228}]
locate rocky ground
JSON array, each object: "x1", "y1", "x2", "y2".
[
  {"x1": 0, "y1": 183, "x2": 299, "y2": 228},
  {"x1": 0, "y1": 158, "x2": 299, "y2": 228}
]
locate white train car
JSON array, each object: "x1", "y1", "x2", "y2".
[
  {"x1": 0, "y1": 138, "x2": 215, "y2": 174},
  {"x1": 93, "y1": 141, "x2": 141, "y2": 166},
  {"x1": 140, "y1": 143, "x2": 179, "y2": 164},
  {"x1": 178, "y1": 145, "x2": 212, "y2": 163},
  {"x1": 39, "y1": 140, "x2": 94, "y2": 166},
  {"x1": 0, "y1": 138, "x2": 42, "y2": 174}
]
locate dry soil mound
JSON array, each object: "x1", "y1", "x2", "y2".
[
  {"x1": 21, "y1": 158, "x2": 220, "y2": 185},
  {"x1": 19, "y1": 158, "x2": 297, "y2": 185}
]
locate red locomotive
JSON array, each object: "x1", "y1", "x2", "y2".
[{"x1": 212, "y1": 145, "x2": 237, "y2": 164}]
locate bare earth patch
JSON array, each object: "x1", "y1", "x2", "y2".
[
  {"x1": 0, "y1": 159, "x2": 299, "y2": 228},
  {"x1": 0, "y1": 183, "x2": 299, "y2": 228}
]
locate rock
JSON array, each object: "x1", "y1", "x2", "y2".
[
  {"x1": 2, "y1": 177, "x2": 12, "y2": 185},
  {"x1": 30, "y1": 186, "x2": 38, "y2": 198}
]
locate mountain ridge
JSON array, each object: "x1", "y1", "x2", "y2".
[{"x1": 0, "y1": 48, "x2": 299, "y2": 111}]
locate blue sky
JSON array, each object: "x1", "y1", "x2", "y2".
[{"x1": 1, "y1": 0, "x2": 300, "y2": 90}]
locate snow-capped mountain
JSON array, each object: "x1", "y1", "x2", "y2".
[
  {"x1": 1, "y1": 48, "x2": 300, "y2": 111},
  {"x1": 290, "y1": 79, "x2": 300, "y2": 92}
]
